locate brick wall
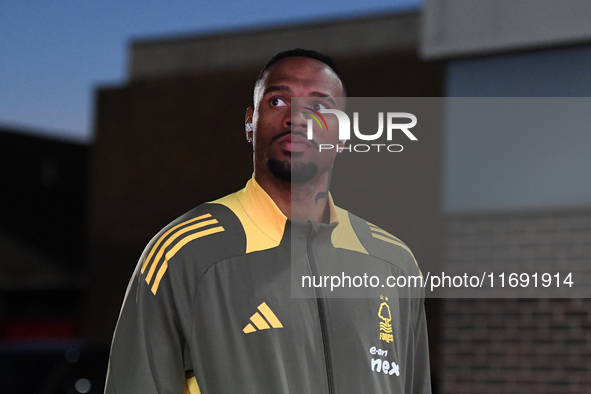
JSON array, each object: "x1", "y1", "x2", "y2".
[{"x1": 441, "y1": 209, "x2": 591, "y2": 393}]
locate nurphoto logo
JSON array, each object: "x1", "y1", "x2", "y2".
[
  {"x1": 305, "y1": 108, "x2": 418, "y2": 153},
  {"x1": 302, "y1": 107, "x2": 328, "y2": 131}
]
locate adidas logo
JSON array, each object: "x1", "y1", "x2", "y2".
[{"x1": 243, "y1": 302, "x2": 283, "y2": 334}]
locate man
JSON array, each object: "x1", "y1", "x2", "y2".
[{"x1": 105, "y1": 49, "x2": 431, "y2": 393}]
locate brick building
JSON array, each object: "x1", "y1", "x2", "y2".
[{"x1": 423, "y1": 1, "x2": 591, "y2": 393}]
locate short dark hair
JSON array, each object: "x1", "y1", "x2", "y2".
[{"x1": 255, "y1": 48, "x2": 346, "y2": 95}]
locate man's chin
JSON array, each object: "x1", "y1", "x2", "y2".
[{"x1": 266, "y1": 158, "x2": 318, "y2": 183}]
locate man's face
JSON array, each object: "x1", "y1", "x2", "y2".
[{"x1": 248, "y1": 56, "x2": 345, "y2": 184}]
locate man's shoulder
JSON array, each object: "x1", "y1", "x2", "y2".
[
  {"x1": 338, "y1": 208, "x2": 422, "y2": 276},
  {"x1": 141, "y1": 194, "x2": 248, "y2": 273},
  {"x1": 135, "y1": 191, "x2": 254, "y2": 295}
]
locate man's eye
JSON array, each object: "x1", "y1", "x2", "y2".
[
  {"x1": 271, "y1": 98, "x2": 287, "y2": 107},
  {"x1": 312, "y1": 102, "x2": 327, "y2": 111}
]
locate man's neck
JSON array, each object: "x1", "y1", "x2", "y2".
[{"x1": 255, "y1": 171, "x2": 331, "y2": 223}]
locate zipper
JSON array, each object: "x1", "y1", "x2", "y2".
[{"x1": 306, "y1": 225, "x2": 335, "y2": 394}]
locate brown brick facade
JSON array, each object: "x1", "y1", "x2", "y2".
[{"x1": 441, "y1": 210, "x2": 591, "y2": 393}]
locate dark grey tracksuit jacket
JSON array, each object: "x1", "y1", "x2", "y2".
[{"x1": 105, "y1": 177, "x2": 431, "y2": 393}]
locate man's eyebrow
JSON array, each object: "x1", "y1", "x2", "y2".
[
  {"x1": 310, "y1": 92, "x2": 336, "y2": 106},
  {"x1": 263, "y1": 85, "x2": 291, "y2": 95},
  {"x1": 263, "y1": 86, "x2": 337, "y2": 105}
]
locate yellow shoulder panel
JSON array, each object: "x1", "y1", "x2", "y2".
[
  {"x1": 331, "y1": 207, "x2": 368, "y2": 255},
  {"x1": 212, "y1": 192, "x2": 282, "y2": 254}
]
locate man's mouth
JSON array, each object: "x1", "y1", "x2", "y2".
[{"x1": 273, "y1": 131, "x2": 317, "y2": 153}]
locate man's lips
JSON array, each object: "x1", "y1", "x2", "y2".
[{"x1": 272, "y1": 131, "x2": 318, "y2": 152}]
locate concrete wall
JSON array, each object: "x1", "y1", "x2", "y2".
[
  {"x1": 422, "y1": 0, "x2": 591, "y2": 59},
  {"x1": 129, "y1": 13, "x2": 419, "y2": 79}
]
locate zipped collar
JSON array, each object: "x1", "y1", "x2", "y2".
[{"x1": 213, "y1": 175, "x2": 367, "y2": 255}]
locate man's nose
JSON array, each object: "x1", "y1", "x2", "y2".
[
  {"x1": 290, "y1": 106, "x2": 308, "y2": 130},
  {"x1": 285, "y1": 106, "x2": 307, "y2": 130}
]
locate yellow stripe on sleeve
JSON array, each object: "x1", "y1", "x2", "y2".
[
  {"x1": 141, "y1": 213, "x2": 212, "y2": 274},
  {"x1": 145, "y1": 219, "x2": 219, "y2": 283},
  {"x1": 164, "y1": 226, "x2": 225, "y2": 261},
  {"x1": 369, "y1": 225, "x2": 403, "y2": 243},
  {"x1": 370, "y1": 233, "x2": 420, "y2": 272},
  {"x1": 371, "y1": 233, "x2": 411, "y2": 254},
  {"x1": 150, "y1": 226, "x2": 225, "y2": 294}
]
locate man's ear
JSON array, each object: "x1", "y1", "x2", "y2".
[{"x1": 245, "y1": 107, "x2": 254, "y2": 143}]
